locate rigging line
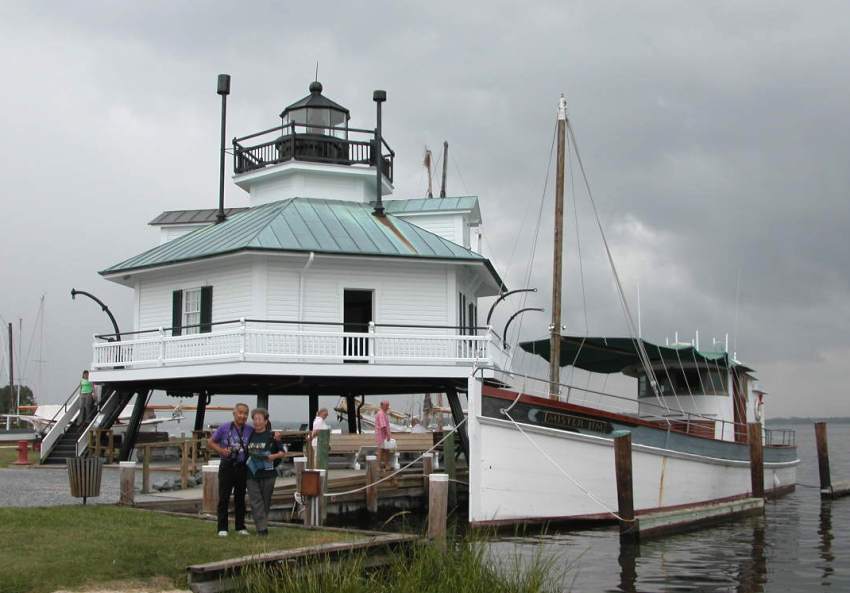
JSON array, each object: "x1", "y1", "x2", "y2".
[
  {"x1": 323, "y1": 417, "x2": 467, "y2": 497},
  {"x1": 450, "y1": 152, "x2": 470, "y2": 195},
  {"x1": 672, "y1": 345, "x2": 699, "y2": 412},
  {"x1": 21, "y1": 299, "x2": 45, "y2": 382},
  {"x1": 499, "y1": 391, "x2": 629, "y2": 522},
  {"x1": 654, "y1": 344, "x2": 687, "y2": 416},
  {"x1": 506, "y1": 123, "x2": 558, "y2": 363},
  {"x1": 566, "y1": 121, "x2": 669, "y2": 417},
  {"x1": 504, "y1": 121, "x2": 557, "y2": 295},
  {"x1": 689, "y1": 348, "x2": 710, "y2": 396}
]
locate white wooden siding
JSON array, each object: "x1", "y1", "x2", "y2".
[
  {"x1": 133, "y1": 254, "x2": 496, "y2": 333},
  {"x1": 395, "y1": 213, "x2": 464, "y2": 247},
  {"x1": 137, "y1": 257, "x2": 253, "y2": 330}
]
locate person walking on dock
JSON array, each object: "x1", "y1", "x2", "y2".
[
  {"x1": 246, "y1": 408, "x2": 285, "y2": 536},
  {"x1": 208, "y1": 403, "x2": 253, "y2": 536},
  {"x1": 375, "y1": 400, "x2": 393, "y2": 471},
  {"x1": 77, "y1": 370, "x2": 94, "y2": 426}
]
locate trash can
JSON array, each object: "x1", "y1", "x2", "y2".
[{"x1": 67, "y1": 457, "x2": 103, "y2": 504}]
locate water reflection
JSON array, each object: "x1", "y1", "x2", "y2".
[
  {"x1": 616, "y1": 539, "x2": 638, "y2": 593},
  {"x1": 818, "y1": 501, "x2": 833, "y2": 586}
]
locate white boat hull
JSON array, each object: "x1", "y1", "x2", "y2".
[{"x1": 467, "y1": 377, "x2": 799, "y2": 526}]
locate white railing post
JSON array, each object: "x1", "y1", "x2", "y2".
[
  {"x1": 158, "y1": 327, "x2": 165, "y2": 366},
  {"x1": 368, "y1": 321, "x2": 376, "y2": 364},
  {"x1": 240, "y1": 318, "x2": 247, "y2": 360}
]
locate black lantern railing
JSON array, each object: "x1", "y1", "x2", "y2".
[{"x1": 233, "y1": 122, "x2": 394, "y2": 181}]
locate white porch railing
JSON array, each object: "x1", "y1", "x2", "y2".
[{"x1": 92, "y1": 320, "x2": 507, "y2": 371}]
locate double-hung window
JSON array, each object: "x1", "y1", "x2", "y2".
[
  {"x1": 182, "y1": 288, "x2": 202, "y2": 335},
  {"x1": 172, "y1": 286, "x2": 213, "y2": 336}
]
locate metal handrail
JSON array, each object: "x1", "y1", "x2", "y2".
[
  {"x1": 95, "y1": 319, "x2": 495, "y2": 341},
  {"x1": 45, "y1": 384, "x2": 81, "y2": 425}
]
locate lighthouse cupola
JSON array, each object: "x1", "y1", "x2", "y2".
[{"x1": 232, "y1": 81, "x2": 394, "y2": 207}]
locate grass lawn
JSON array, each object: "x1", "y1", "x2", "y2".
[
  {"x1": 0, "y1": 446, "x2": 38, "y2": 468},
  {"x1": 0, "y1": 506, "x2": 359, "y2": 593}
]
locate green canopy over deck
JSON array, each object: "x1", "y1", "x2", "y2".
[{"x1": 519, "y1": 336, "x2": 750, "y2": 375}]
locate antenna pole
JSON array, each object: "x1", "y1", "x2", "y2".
[
  {"x1": 216, "y1": 74, "x2": 231, "y2": 224},
  {"x1": 549, "y1": 95, "x2": 567, "y2": 399},
  {"x1": 439, "y1": 141, "x2": 449, "y2": 197}
]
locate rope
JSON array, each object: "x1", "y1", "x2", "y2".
[
  {"x1": 320, "y1": 418, "x2": 467, "y2": 498},
  {"x1": 566, "y1": 121, "x2": 669, "y2": 421},
  {"x1": 500, "y1": 390, "x2": 632, "y2": 522}
]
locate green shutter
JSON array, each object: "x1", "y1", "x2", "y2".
[{"x1": 171, "y1": 290, "x2": 182, "y2": 336}]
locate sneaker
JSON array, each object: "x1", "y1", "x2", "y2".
[
  {"x1": 217, "y1": 531, "x2": 228, "y2": 537},
  {"x1": 237, "y1": 529, "x2": 250, "y2": 535}
]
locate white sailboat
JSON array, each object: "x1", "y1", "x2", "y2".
[{"x1": 465, "y1": 96, "x2": 799, "y2": 527}]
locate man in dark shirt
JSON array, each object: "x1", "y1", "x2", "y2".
[{"x1": 208, "y1": 403, "x2": 253, "y2": 536}]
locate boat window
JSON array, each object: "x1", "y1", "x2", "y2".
[{"x1": 638, "y1": 368, "x2": 729, "y2": 397}]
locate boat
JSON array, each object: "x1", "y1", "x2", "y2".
[{"x1": 464, "y1": 97, "x2": 799, "y2": 527}]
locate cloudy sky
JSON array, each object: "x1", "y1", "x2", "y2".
[{"x1": 0, "y1": 1, "x2": 848, "y2": 418}]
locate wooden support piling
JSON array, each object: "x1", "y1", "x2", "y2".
[
  {"x1": 294, "y1": 456, "x2": 306, "y2": 493},
  {"x1": 180, "y1": 440, "x2": 190, "y2": 489},
  {"x1": 201, "y1": 463, "x2": 218, "y2": 515},
  {"x1": 427, "y1": 473, "x2": 449, "y2": 548},
  {"x1": 319, "y1": 469, "x2": 328, "y2": 524},
  {"x1": 142, "y1": 446, "x2": 151, "y2": 494},
  {"x1": 444, "y1": 431, "x2": 457, "y2": 507},
  {"x1": 815, "y1": 422, "x2": 832, "y2": 495},
  {"x1": 366, "y1": 455, "x2": 379, "y2": 514},
  {"x1": 119, "y1": 461, "x2": 136, "y2": 506},
  {"x1": 107, "y1": 430, "x2": 115, "y2": 464},
  {"x1": 316, "y1": 428, "x2": 330, "y2": 471},
  {"x1": 748, "y1": 422, "x2": 764, "y2": 499},
  {"x1": 613, "y1": 431, "x2": 638, "y2": 539},
  {"x1": 422, "y1": 452, "x2": 434, "y2": 494}
]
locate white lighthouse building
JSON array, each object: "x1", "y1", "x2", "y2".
[{"x1": 67, "y1": 81, "x2": 507, "y2": 461}]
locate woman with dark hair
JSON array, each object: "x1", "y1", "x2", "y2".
[{"x1": 246, "y1": 408, "x2": 286, "y2": 536}]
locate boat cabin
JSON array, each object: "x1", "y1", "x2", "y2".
[{"x1": 520, "y1": 335, "x2": 763, "y2": 443}]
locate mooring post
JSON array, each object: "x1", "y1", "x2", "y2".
[
  {"x1": 815, "y1": 422, "x2": 831, "y2": 496},
  {"x1": 422, "y1": 452, "x2": 434, "y2": 494},
  {"x1": 316, "y1": 427, "x2": 330, "y2": 471},
  {"x1": 141, "y1": 446, "x2": 151, "y2": 493},
  {"x1": 427, "y1": 473, "x2": 449, "y2": 548},
  {"x1": 119, "y1": 461, "x2": 136, "y2": 506},
  {"x1": 317, "y1": 468, "x2": 327, "y2": 526},
  {"x1": 294, "y1": 456, "x2": 306, "y2": 492},
  {"x1": 366, "y1": 454, "x2": 379, "y2": 514},
  {"x1": 201, "y1": 463, "x2": 218, "y2": 515},
  {"x1": 444, "y1": 431, "x2": 457, "y2": 507},
  {"x1": 748, "y1": 422, "x2": 765, "y2": 499},
  {"x1": 180, "y1": 440, "x2": 190, "y2": 489},
  {"x1": 613, "y1": 430, "x2": 638, "y2": 540}
]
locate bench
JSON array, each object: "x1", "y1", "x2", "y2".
[{"x1": 329, "y1": 433, "x2": 435, "y2": 468}]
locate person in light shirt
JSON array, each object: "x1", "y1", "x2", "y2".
[
  {"x1": 374, "y1": 400, "x2": 392, "y2": 471},
  {"x1": 310, "y1": 408, "x2": 329, "y2": 466},
  {"x1": 410, "y1": 417, "x2": 428, "y2": 433}
]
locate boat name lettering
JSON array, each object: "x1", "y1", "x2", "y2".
[{"x1": 529, "y1": 408, "x2": 612, "y2": 434}]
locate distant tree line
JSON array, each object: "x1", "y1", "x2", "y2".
[
  {"x1": 767, "y1": 416, "x2": 850, "y2": 425},
  {"x1": 0, "y1": 385, "x2": 35, "y2": 415}
]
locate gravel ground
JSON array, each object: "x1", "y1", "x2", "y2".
[{"x1": 0, "y1": 466, "x2": 193, "y2": 507}]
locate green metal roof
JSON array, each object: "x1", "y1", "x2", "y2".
[
  {"x1": 102, "y1": 198, "x2": 502, "y2": 286},
  {"x1": 383, "y1": 196, "x2": 479, "y2": 214}
]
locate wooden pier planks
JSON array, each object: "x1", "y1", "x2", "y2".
[{"x1": 636, "y1": 497, "x2": 765, "y2": 538}]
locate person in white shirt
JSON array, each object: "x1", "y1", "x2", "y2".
[{"x1": 309, "y1": 408, "x2": 329, "y2": 466}]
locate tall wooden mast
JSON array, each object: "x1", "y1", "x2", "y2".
[{"x1": 549, "y1": 95, "x2": 567, "y2": 399}]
